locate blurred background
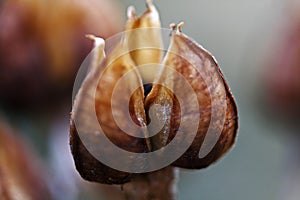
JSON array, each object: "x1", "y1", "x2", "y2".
[{"x1": 0, "y1": 0, "x2": 300, "y2": 199}]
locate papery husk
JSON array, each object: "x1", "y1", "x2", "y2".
[{"x1": 145, "y1": 28, "x2": 238, "y2": 169}]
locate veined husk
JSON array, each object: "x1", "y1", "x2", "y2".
[
  {"x1": 71, "y1": 32, "x2": 150, "y2": 184},
  {"x1": 145, "y1": 27, "x2": 238, "y2": 169},
  {"x1": 70, "y1": 1, "x2": 238, "y2": 184}
]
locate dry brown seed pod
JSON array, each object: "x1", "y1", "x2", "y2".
[{"x1": 70, "y1": 2, "x2": 238, "y2": 185}]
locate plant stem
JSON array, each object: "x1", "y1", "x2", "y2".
[{"x1": 122, "y1": 167, "x2": 178, "y2": 200}]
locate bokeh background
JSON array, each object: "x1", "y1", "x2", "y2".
[{"x1": 1, "y1": 0, "x2": 300, "y2": 199}]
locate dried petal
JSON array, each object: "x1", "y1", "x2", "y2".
[
  {"x1": 156, "y1": 27, "x2": 238, "y2": 169},
  {"x1": 70, "y1": 35, "x2": 150, "y2": 184},
  {"x1": 125, "y1": 0, "x2": 163, "y2": 83}
]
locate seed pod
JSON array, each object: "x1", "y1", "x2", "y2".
[{"x1": 70, "y1": 1, "x2": 238, "y2": 185}]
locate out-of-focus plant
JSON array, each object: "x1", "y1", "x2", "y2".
[
  {"x1": 0, "y1": 0, "x2": 123, "y2": 111},
  {"x1": 264, "y1": 3, "x2": 300, "y2": 120},
  {"x1": 0, "y1": 119, "x2": 50, "y2": 199}
]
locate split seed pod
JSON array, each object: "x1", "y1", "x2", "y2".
[{"x1": 70, "y1": 1, "x2": 238, "y2": 184}]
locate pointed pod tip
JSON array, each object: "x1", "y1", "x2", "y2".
[
  {"x1": 169, "y1": 22, "x2": 184, "y2": 35},
  {"x1": 170, "y1": 23, "x2": 176, "y2": 31},
  {"x1": 85, "y1": 34, "x2": 95, "y2": 40},
  {"x1": 177, "y1": 22, "x2": 185, "y2": 33},
  {"x1": 146, "y1": 0, "x2": 159, "y2": 14},
  {"x1": 85, "y1": 34, "x2": 105, "y2": 47},
  {"x1": 127, "y1": 6, "x2": 136, "y2": 19},
  {"x1": 146, "y1": 0, "x2": 153, "y2": 9},
  {"x1": 169, "y1": 23, "x2": 176, "y2": 36}
]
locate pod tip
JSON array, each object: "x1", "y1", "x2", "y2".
[
  {"x1": 146, "y1": 0, "x2": 153, "y2": 9},
  {"x1": 127, "y1": 5, "x2": 136, "y2": 19},
  {"x1": 177, "y1": 22, "x2": 185, "y2": 33},
  {"x1": 85, "y1": 34, "x2": 105, "y2": 47},
  {"x1": 170, "y1": 23, "x2": 176, "y2": 31}
]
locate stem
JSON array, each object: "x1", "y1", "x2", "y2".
[{"x1": 122, "y1": 167, "x2": 178, "y2": 200}]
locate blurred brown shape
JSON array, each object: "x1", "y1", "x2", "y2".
[
  {"x1": 0, "y1": 119, "x2": 50, "y2": 199},
  {"x1": 264, "y1": 5, "x2": 300, "y2": 117},
  {"x1": 0, "y1": 0, "x2": 123, "y2": 110}
]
